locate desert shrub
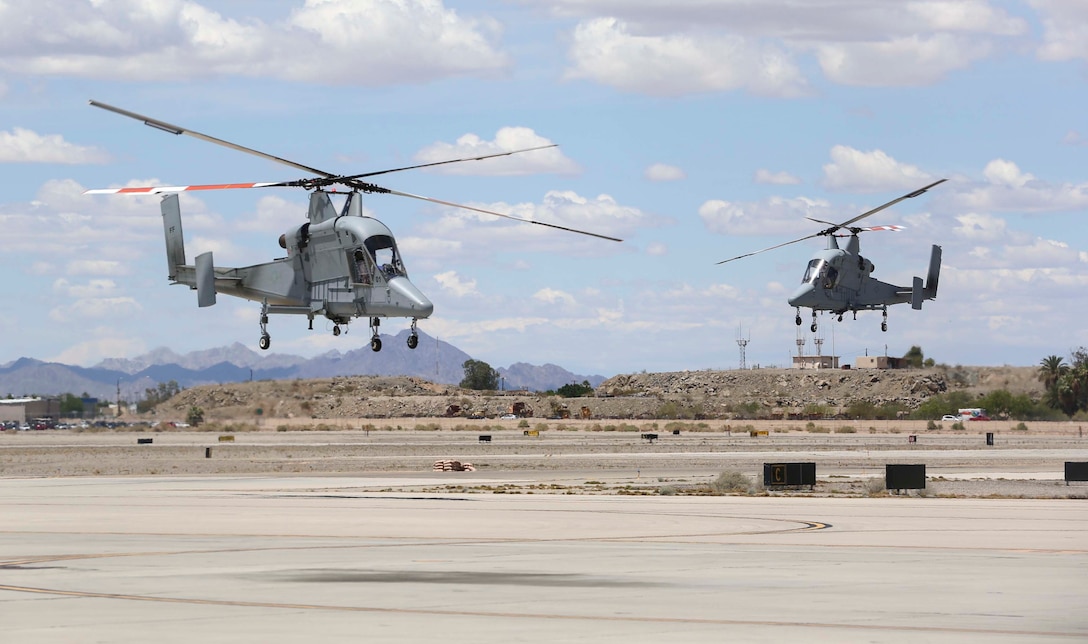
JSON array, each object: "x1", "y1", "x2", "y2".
[
  {"x1": 658, "y1": 485, "x2": 678, "y2": 496},
  {"x1": 807, "y1": 425, "x2": 830, "y2": 433},
  {"x1": 709, "y1": 470, "x2": 752, "y2": 494},
  {"x1": 534, "y1": 423, "x2": 549, "y2": 432},
  {"x1": 414, "y1": 422, "x2": 440, "y2": 431},
  {"x1": 517, "y1": 419, "x2": 530, "y2": 428},
  {"x1": 865, "y1": 478, "x2": 886, "y2": 496},
  {"x1": 951, "y1": 421, "x2": 965, "y2": 430},
  {"x1": 926, "y1": 419, "x2": 938, "y2": 430},
  {"x1": 834, "y1": 426, "x2": 856, "y2": 433},
  {"x1": 1014, "y1": 422, "x2": 1028, "y2": 431}
]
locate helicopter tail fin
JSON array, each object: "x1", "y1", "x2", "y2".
[
  {"x1": 161, "y1": 194, "x2": 186, "y2": 281},
  {"x1": 911, "y1": 276, "x2": 924, "y2": 310},
  {"x1": 195, "y1": 252, "x2": 217, "y2": 307},
  {"x1": 924, "y1": 245, "x2": 941, "y2": 299}
]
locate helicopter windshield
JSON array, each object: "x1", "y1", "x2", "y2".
[
  {"x1": 802, "y1": 259, "x2": 823, "y2": 284},
  {"x1": 364, "y1": 234, "x2": 405, "y2": 278}
]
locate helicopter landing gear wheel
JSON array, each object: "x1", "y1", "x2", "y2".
[
  {"x1": 794, "y1": 308, "x2": 802, "y2": 326},
  {"x1": 837, "y1": 313, "x2": 843, "y2": 322},
  {"x1": 881, "y1": 306, "x2": 888, "y2": 332},
  {"x1": 407, "y1": 318, "x2": 419, "y2": 349},
  {"x1": 333, "y1": 325, "x2": 341, "y2": 337},
  {"x1": 369, "y1": 317, "x2": 381, "y2": 352},
  {"x1": 810, "y1": 323, "x2": 818, "y2": 333},
  {"x1": 257, "y1": 300, "x2": 271, "y2": 350}
]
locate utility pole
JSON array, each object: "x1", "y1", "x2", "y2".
[
  {"x1": 116, "y1": 378, "x2": 121, "y2": 418},
  {"x1": 814, "y1": 335, "x2": 824, "y2": 369}
]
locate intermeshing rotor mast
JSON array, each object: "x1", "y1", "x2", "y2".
[{"x1": 86, "y1": 100, "x2": 621, "y2": 242}]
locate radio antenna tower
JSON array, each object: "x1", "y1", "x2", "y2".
[
  {"x1": 813, "y1": 334, "x2": 824, "y2": 369},
  {"x1": 736, "y1": 325, "x2": 750, "y2": 370}
]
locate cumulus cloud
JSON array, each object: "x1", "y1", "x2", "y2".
[
  {"x1": 533, "y1": 287, "x2": 576, "y2": 306},
  {"x1": 755, "y1": 169, "x2": 801, "y2": 185},
  {"x1": 822, "y1": 146, "x2": 937, "y2": 192},
  {"x1": 644, "y1": 163, "x2": 686, "y2": 181},
  {"x1": 0, "y1": 128, "x2": 110, "y2": 163},
  {"x1": 433, "y1": 270, "x2": 479, "y2": 297},
  {"x1": 413, "y1": 128, "x2": 577, "y2": 176},
  {"x1": 1033, "y1": 0, "x2": 1088, "y2": 62},
  {"x1": 950, "y1": 159, "x2": 1088, "y2": 213},
  {"x1": 48, "y1": 296, "x2": 142, "y2": 322},
  {"x1": 552, "y1": 1, "x2": 1026, "y2": 95},
  {"x1": 699, "y1": 195, "x2": 832, "y2": 236},
  {"x1": 414, "y1": 189, "x2": 658, "y2": 257},
  {"x1": 646, "y1": 242, "x2": 668, "y2": 256},
  {"x1": 0, "y1": 0, "x2": 509, "y2": 85},
  {"x1": 564, "y1": 17, "x2": 808, "y2": 97},
  {"x1": 65, "y1": 260, "x2": 128, "y2": 276}
]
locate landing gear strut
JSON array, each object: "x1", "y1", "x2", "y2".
[
  {"x1": 794, "y1": 308, "x2": 802, "y2": 326},
  {"x1": 881, "y1": 306, "x2": 888, "y2": 333},
  {"x1": 407, "y1": 318, "x2": 419, "y2": 349},
  {"x1": 258, "y1": 300, "x2": 270, "y2": 350},
  {"x1": 369, "y1": 317, "x2": 382, "y2": 352}
]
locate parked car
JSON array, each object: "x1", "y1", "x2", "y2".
[{"x1": 941, "y1": 415, "x2": 959, "y2": 422}]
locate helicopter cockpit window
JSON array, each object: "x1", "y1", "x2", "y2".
[
  {"x1": 364, "y1": 234, "x2": 405, "y2": 279},
  {"x1": 823, "y1": 266, "x2": 839, "y2": 289},
  {"x1": 802, "y1": 259, "x2": 823, "y2": 284}
]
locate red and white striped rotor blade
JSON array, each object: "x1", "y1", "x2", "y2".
[{"x1": 84, "y1": 182, "x2": 281, "y2": 195}]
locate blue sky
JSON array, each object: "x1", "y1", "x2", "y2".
[{"x1": 1, "y1": 0, "x2": 1086, "y2": 376}]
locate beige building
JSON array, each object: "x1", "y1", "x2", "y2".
[
  {"x1": 791, "y1": 355, "x2": 840, "y2": 369},
  {"x1": 0, "y1": 398, "x2": 61, "y2": 423},
  {"x1": 855, "y1": 355, "x2": 904, "y2": 369}
]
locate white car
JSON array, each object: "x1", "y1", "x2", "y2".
[
  {"x1": 940, "y1": 415, "x2": 960, "y2": 422},
  {"x1": 499, "y1": 414, "x2": 518, "y2": 420}
]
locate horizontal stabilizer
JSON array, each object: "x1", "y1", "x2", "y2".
[
  {"x1": 195, "y1": 252, "x2": 216, "y2": 307},
  {"x1": 911, "y1": 276, "x2": 924, "y2": 310}
]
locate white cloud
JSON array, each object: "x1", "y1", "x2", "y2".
[
  {"x1": 815, "y1": 34, "x2": 993, "y2": 86},
  {"x1": 699, "y1": 195, "x2": 832, "y2": 236},
  {"x1": 413, "y1": 128, "x2": 578, "y2": 176},
  {"x1": 552, "y1": 1, "x2": 1026, "y2": 96},
  {"x1": 66, "y1": 260, "x2": 128, "y2": 276},
  {"x1": 755, "y1": 169, "x2": 801, "y2": 185},
  {"x1": 1032, "y1": 0, "x2": 1088, "y2": 61},
  {"x1": 0, "y1": 128, "x2": 109, "y2": 163},
  {"x1": 48, "y1": 296, "x2": 142, "y2": 321},
  {"x1": 0, "y1": 0, "x2": 509, "y2": 85},
  {"x1": 950, "y1": 159, "x2": 1088, "y2": 213},
  {"x1": 822, "y1": 146, "x2": 936, "y2": 192},
  {"x1": 563, "y1": 17, "x2": 808, "y2": 97},
  {"x1": 433, "y1": 270, "x2": 479, "y2": 297},
  {"x1": 415, "y1": 189, "x2": 657, "y2": 256},
  {"x1": 533, "y1": 287, "x2": 576, "y2": 306},
  {"x1": 644, "y1": 163, "x2": 685, "y2": 181},
  {"x1": 48, "y1": 332, "x2": 149, "y2": 367},
  {"x1": 646, "y1": 242, "x2": 668, "y2": 256}
]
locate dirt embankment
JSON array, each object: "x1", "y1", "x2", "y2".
[{"x1": 149, "y1": 366, "x2": 1044, "y2": 424}]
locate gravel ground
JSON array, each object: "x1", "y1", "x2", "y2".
[{"x1": 3, "y1": 424, "x2": 1086, "y2": 499}]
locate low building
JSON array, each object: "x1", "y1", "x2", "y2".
[
  {"x1": 0, "y1": 397, "x2": 61, "y2": 423},
  {"x1": 855, "y1": 355, "x2": 904, "y2": 369},
  {"x1": 791, "y1": 355, "x2": 839, "y2": 369}
]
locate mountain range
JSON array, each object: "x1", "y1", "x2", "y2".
[{"x1": 0, "y1": 330, "x2": 606, "y2": 401}]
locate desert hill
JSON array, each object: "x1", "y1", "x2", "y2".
[{"x1": 155, "y1": 365, "x2": 1044, "y2": 422}]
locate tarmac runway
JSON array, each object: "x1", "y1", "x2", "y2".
[{"x1": 1, "y1": 475, "x2": 1086, "y2": 643}]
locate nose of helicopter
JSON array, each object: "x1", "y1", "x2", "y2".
[
  {"x1": 788, "y1": 283, "x2": 816, "y2": 308},
  {"x1": 388, "y1": 276, "x2": 434, "y2": 318}
]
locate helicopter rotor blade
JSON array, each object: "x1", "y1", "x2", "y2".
[
  {"x1": 84, "y1": 181, "x2": 286, "y2": 195},
  {"x1": 716, "y1": 233, "x2": 821, "y2": 264},
  {"x1": 381, "y1": 187, "x2": 623, "y2": 243},
  {"x1": 342, "y1": 145, "x2": 559, "y2": 180},
  {"x1": 89, "y1": 100, "x2": 338, "y2": 179},
  {"x1": 834, "y1": 178, "x2": 947, "y2": 230}
]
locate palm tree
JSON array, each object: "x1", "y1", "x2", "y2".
[{"x1": 1038, "y1": 355, "x2": 1068, "y2": 391}]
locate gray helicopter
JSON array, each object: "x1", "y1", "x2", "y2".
[
  {"x1": 85, "y1": 101, "x2": 620, "y2": 352},
  {"x1": 718, "y1": 179, "x2": 945, "y2": 333}
]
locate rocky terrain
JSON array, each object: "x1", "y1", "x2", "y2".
[{"x1": 152, "y1": 365, "x2": 1044, "y2": 422}]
